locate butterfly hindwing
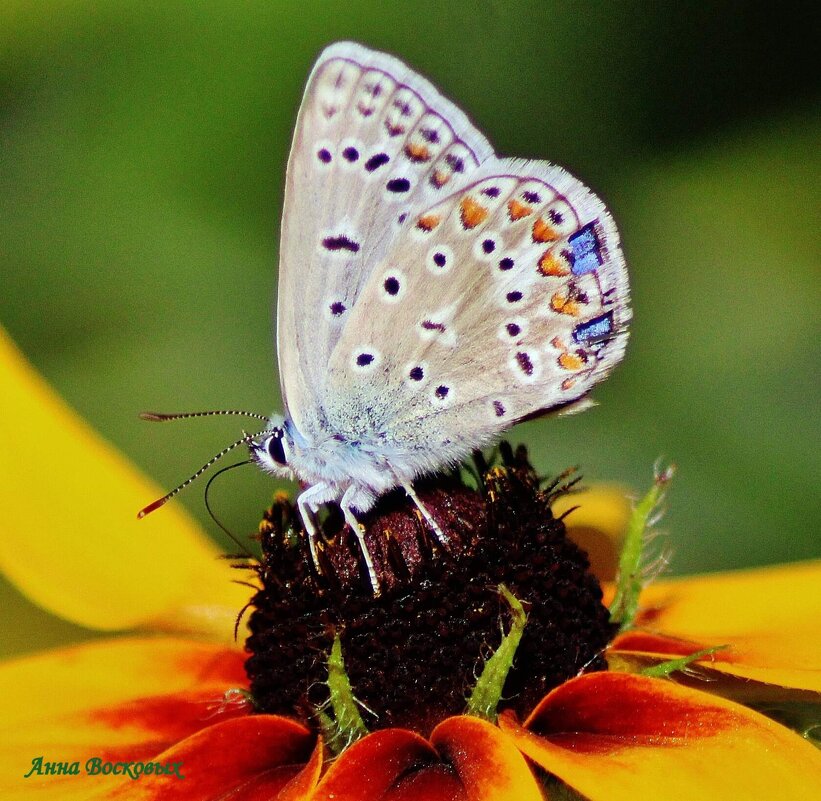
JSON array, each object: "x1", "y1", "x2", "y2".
[
  {"x1": 276, "y1": 42, "x2": 493, "y2": 437},
  {"x1": 324, "y1": 157, "x2": 630, "y2": 475}
]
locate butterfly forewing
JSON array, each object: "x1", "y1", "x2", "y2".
[
  {"x1": 277, "y1": 42, "x2": 493, "y2": 438},
  {"x1": 324, "y1": 156, "x2": 630, "y2": 473}
]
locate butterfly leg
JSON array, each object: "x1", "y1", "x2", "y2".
[
  {"x1": 399, "y1": 479, "x2": 449, "y2": 548},
  {"x1": 339, "y1": 486, "x2": 380, "y2": 596},
  {"x1": 296, "y1": 482, "x2": 335, "y2": 574}
]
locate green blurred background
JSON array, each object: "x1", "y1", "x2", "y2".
[{"x1": 1, "y1": 1, "x2": 818, "y2": 656}]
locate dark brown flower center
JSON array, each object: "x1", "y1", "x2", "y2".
[{"x1": 244, "y1": 444, "x2": 615, "y2": 735}]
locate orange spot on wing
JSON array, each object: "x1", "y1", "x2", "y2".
[
  {"x1": 431, "y1": 170, "x2": 450, "y2": 188},
  {"x1": 550, "y1": 293, "x2": 580, "y2": 317},
  {"x1": 405, "y1": 142, "x2": 432, "y2": 163},
  {"x1": 538, "y1": 250, "x2": 570, "y2": 276},
  {"x1": 416, "y1": 214, "x2": 441, "y2": 232},
  {"x1": 460, "y1": 196, "x2": 489, "y2": 229},
  {"x1": 561, "y1": 378, "x2": 576, "y2": 391},
  {"x1": 532, "y1": 216, "x2": 560, "y2": 243},
  {"x1": 559, "y1": 352, "x2": 586, "y2": 371},
  {"x1": 507, "y1": 199, "x2": 533, "y2": 221}
]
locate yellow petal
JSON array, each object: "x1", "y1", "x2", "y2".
[
  {"x1": 0, "y1": 328, "x2": 251, "y2": 634},
  {"x1": 500, "y1": 672, "x2": 821, "y2": 801},
  {"x1": 552, "y1": 484, "x2": 630, "y2": 582},
  {"x1": 0, "y1": 637, "x2": 247, "y2": 726},
  {"x1": 629, "y1": 561, "x2": 821, "y2": 693}
]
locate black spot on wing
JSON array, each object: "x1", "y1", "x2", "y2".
[{"x1": 322, "y1": 235, "x2": 360, "y2": 253}]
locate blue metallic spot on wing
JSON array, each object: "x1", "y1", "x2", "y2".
[
  {"x1": 573, "y1": 312, "x2": 614, "y2": 344},
  {"x1": 568, "y1": 222, "x2": 604, "y2": 276}
]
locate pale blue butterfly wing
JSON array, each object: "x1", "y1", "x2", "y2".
[
  {"x1": 276, "y1": 42, "x2": 494, "y2": 440},
  {"x1": 324, "y1": 156, "x2": 630, "y2": 479},
  {"x1": 273, "y1": 41, "x2": 629, "y2": 584},
  {"x1": 139, "y1": 43, "x2": 628, "y2": 593}
]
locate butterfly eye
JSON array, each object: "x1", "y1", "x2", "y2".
[{"x1": 266, "y1": 432, "x2": 288, "y2": 466}]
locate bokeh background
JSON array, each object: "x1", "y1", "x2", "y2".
[{"x1": 1, "y1": 1, "x2": 818, "y2": 656}]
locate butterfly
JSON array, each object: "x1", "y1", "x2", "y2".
[{"x1": 140, "y1": 42, "x2": 630, "y2": 594}]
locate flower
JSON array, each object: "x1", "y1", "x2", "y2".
[{"x1": 1, "y1": 325, "x2": 819, "y2": 800}]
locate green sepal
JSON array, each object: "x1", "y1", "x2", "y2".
[
  {"x1": 466, "y1": 584, "x2": 527, "y2": 722},
  {"x1": 317, "y1": 632, "x2": 370, "y2": 755},
  {"x1": 640, "y1": 645, "x2": 727, "y2": 678},
  {"x1": 220, "y1": 687, "x2": 257, "y2": 709},
  {"x1": 316, "y1": 708, "x2": 339, "y2": 754},
  {"x1": 610, "y1": 463, "x2": 675, "y2": 631}
]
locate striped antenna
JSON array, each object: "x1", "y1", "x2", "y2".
[
  {"x1": 137, "y1": 427, "x2": 270, "y2": 519},
  {"x1": 140, "y1": 410, "x2": 269, "y2": 423}
]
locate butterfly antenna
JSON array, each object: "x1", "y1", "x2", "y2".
[
  {"x1": 140, "y1": 410, "x2": 270, "y2": 423},
  {"x1": 203, "y1": 459, "x2": 256, "y2": 558},
  {"x1": 137, "y1": 428, "x2": 270, "y2": 518}
]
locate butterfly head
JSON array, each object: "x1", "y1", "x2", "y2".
[{"x1": 250, "y1": 416, "x2": 296, "y2": 479}]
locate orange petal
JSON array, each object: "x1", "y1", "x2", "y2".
[
  {"x1": 631, "y1": 561, "x2": 821, "y2": 693},
  {"x1": 430, "y1": 716, "x2": 543, "y2": 801},
  {"x1": 276, "y1": 738, "x2": 323, "y2": 801},
  {"x1": 313, "y1": 717, "x2": 543, "y2": 801},
  {"x1": 379, "y1": 766, "x2": 465, "y2": 801},
  {"x1": 104, "y1": 716, "x2": 316, "y2": 800},
  {"x1": 312, "y1": 729, "x2": 446, "y2": 801},
  {"x1": 552, "y1": 484, "x2": 630, "y2": 582},
  {"x1": 0, "y1": 327, "x2": 251, "y2": 636},
  {"x1": 500, "y1": 672, "x2": 821, "y2": 801}
]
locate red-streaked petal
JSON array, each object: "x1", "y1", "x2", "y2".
[
  {"x1": 630, "y1": 561, "x2": 821, "y2": 693},
  {"x1": 311, "y1": 729, "x2": 442, "y2": 801},
  {"x1": 0, "y1": 637, "x2": 256, "y2": 799},
  {"x1": 381, "y1": 766, "x2": 465, "y2": 801},
  {"x1": 430, "y1": 716, "x2": 543, "y2": 801},
  {"x1": 612, "y1": 629, "x2": 821, "y2": 696},
  {"x1": 312, "y1": 718, "x2": 544, "y2": 801},
  {"x1": 276, "y1": 739, "x2": 323, "y2": 801},
  {"x1": 0, "y1": 637, "x2": 246, "y2": 727},
  {"x1": 104, "y1": 716, "x2": 315, "y2": 800},
  {"x1": 4, "y1": 712, "x2": 314, "y2": 801},
  {"x1": 500, "y1": 672, "x2": 821, "y2": 801}
]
